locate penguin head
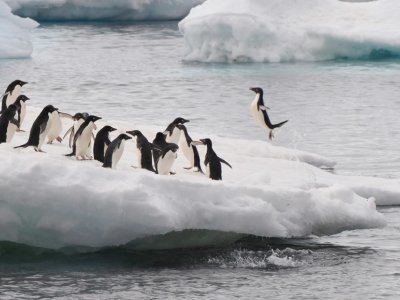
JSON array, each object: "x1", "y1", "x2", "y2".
[
  {"x1": 154, "y1": 132, "x2": 166, "y2": 142},
  {"x1": 176, "y1": 124, "x2": 186, "y2": 131},
  {"x1": 166, "y1": 143, "x2": 179, "y2": 153},
  {"x1": 249, "y1": 87, "x2": 263, "y2": 95},
  {"x1": 43, "y1": 105, "x2": 58, "y2": 113},
  {"x1": 191, "y1": 138, "x2": 212, "y2": 147},
  {"x1": 7, "y1": 80, "x2": 28, "y2": 92},
  {"x1": 87, "y1": 115, "x2": 102, "y2": 123},
  {"x1": 15, "y1": 95, "x2": 30, "y2": 103},
  {"x1": 118, "y1": 133, "x2": 132, "y2": 141},
  {"x1": 127, "y1": 130, "x2": 142, "y2": 137},
  {"x1": 103, "y1": 125, "x2": 116, "y2": 132},
  {"x1": 173, "y1": 117, "x2": 190, "y2": 125}
]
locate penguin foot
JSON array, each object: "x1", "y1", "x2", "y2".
[
  {"x1": 17, "y1": 129, "x2": 26, "y2": 132},
  {"x1": 268, "y1": 130, "x2": 274, "y2": 140},
  {"x1": 169, "y1": 172, "x2": 176, "y2": 175},
  {"x1": 131, "y1": 165, "x2": 138, "y2": 169},
  {"x1": 56, "y1": 136, "x2": 63, "y2": 143},
  {"x1": 47, "y1": 140, "x2": 53, "y2": 144},
  {"x1": 184, "y1": 166, "x2": 193, "y2": 170}
]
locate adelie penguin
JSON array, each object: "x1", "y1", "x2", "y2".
[
  {"x1": 63, "y1": 112, "x2": 90, "y2": 148},
  {"x1": 127, "y1": 130, "x2": 156, "y2": 172},
  {"x1": 103, "y1": 133, "x2": 132, "y2": 169},
  {"x1": 66, "y1": 115, "x2": 101, "y2": 160},
  {"x1": 47, "y1": 111, "x2": 74, "y2": 144},
  {"x1": 249, "y1": 87, "x2": 288, "y2": 140},
  {"x1": 1, "y1": 80, "x2": 27, "y2": 112},
  {"x1": 0, "y1": 95, "x2": 29, "y2": 144},
  {"x1": 94, "y1": 125, "x2": 116, "y2": 163},
  {"x1": 14, "y1": 105, "x2": 58, "y2": 152},
  {"x1": 176, "y1": 124, "x2": 203, "y2": 173},
  {"x1": 192, "y1": 138, "x2": 232, "y2": 180},
  {"x1": 152, "y1": 132, "x2": 178, "y2": 175},
  {"x1": 164, "y1": 117, "x2": 189, "y2": 144}
]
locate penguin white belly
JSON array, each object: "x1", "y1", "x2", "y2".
[
  {"x1": 166, "y1": 127, "x2": 181, "y2": 144},
  {"x1": 180, "y1": 139, "x2": 194, "y2": 168},
  {"x1": 47, "y1": 111, "x2": 62, "y2": 141},
  {"x1": 20, "y1": 101, "x2": 27, "y2": 127},
  {"x1": 136, "y1": 148, "x2": 142, "y2": 168},
  {"x1": 6, "y1": 89, "x2": 20, "y2": 107},
  {"x1": 251, "y1": 95, "x2": 267, "y2": 129},
  {"x1": 76, "y1": 123, "x2": 94, "y2": 157},
  {"x1": 206, "y1": 163, "x2": 210, "y2": 178},
  {"x1": 111, "y1": 141, "x2": 125, "y2": 169},
  {"x1": 157, "y1": 151, "x2": 177, "y2": 175},
  {"x1": 6, "y1": 122, "x2": 18, "y2": 143}
]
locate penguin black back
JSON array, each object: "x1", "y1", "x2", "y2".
[
  {"x1": 127, "y1": 130, "x2": 156, "y2": 172},
  {"x1": 103, "y1": 133, "x2": 132, "y2": 169},
  {"x1": 152, "y1": 132, "x2": 168, "y2": 168},
  {"x1": 14, "y1": 105, "x2": 58, "y2": 150},
  {"x1": 94, "y1": 125, "x2": 116, "y2": 163},
  {"x1": 1, "y1": 80, "x2": 27, "y2": 112},
  {"x1": 0, "y1": 104, "x2": 19, "y2": 143}
]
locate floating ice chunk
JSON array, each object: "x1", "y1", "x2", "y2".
[
  {"x1": 0, "y1": 0, "x2": 38, "y2": 59},
  {"x1": 179, "y1": 0, "x2": 400, "y2": 63},
  {"x1": 5, "y1": 0, "x2": 205, "y2": 21}
]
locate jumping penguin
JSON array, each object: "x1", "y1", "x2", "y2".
[
  {"x1": 103, "y1": 133, "x2": 132, "y2": 169},
  {"x1": 14, "y1": 105, "x2": 58, "y2": 152},
  {"x1": 1, "y1": 80, "x2": 27, "y2": 112},
  {"x1": 176, "y1": 124, "x2": 203, "y2": 173},
  {"x1": 127, "y1": 130, "x2": 156, "y2": 172},
  {"x1": 0, "y1": 97, "x2": 28, "y2": 143},
  {"x1": 192, "y1": 138, "x2": 232, "y2": 180},
  {"x1": 164, "y1": 117, "x2": 189, "y2": 144},
  {"x1": 93, "y1": 125, "x2": 116, "y2": 163},
  {"x1": 249, "y1": 87, "x2": 288, "y2": 140},
  {"x1": 66, "y1": 115, "x2": 101, "y2": 160}
]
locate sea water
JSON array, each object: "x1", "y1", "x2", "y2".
[{"x1": 0, "y1": 22, "x2": 399, "y2": 299}]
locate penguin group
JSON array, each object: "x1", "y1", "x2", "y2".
[{"x1": 0, "y1": 80, "x2": 288, "y2": 181}]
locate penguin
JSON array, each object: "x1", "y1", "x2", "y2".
[
  {"x1": 14, "y1": 105, "x2": 58, "y2": 152},
  {"x1": 126, "y1": 130, "x2": 156, "y2": 172},
  {"x1": 0, "y1": 99, "x2": 24, "y2": 144},
  {"x1": 152, "y1": 131, "x2": 169, "y2": 169},
  {"x1": 66, "y1": 115, "x2": 101, "y2": 160},
  {"x1": 156, "y1": 143, "x2": 179, "y2": 175},
  {"x1": 249, "y1": 87, "x2": 288, "y2": 140},
  {"x1": 93, "y1": 125, "x2": 116, "y2": 163},
  {"x1": 12, "y1": 95, "x2": 30, "y2": 130},
  {"x1": 176, "y1": 124, "x2": 203, "y2": 173},
  {"x1": 103, "y1": 133, "x2": 132, "y2": 169},
  {"x1": 1, "y1": 80, "x2": 27, "y2": 112},
  {"x1": 191, "y1": 138, "x2": 232, "y2": 180},
  {"x1": 63, "y1": 112, "x2": 90, "y2": 148},
  {"x1": 163, "y1": 117, "x2": 189, "y2": 144},
  {"x1": 47, "y1": 111, "x2": 72, "y2": 144}
]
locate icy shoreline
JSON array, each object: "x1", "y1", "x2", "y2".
[{"x1": 0, "y1": 107, "x2": 398, "y2": 249}]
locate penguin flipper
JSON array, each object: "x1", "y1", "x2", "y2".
[
  {"x1": 58, "y1": 112, "x2": 74, "y2": 119},
  {"x1": 219, "y1": 158, "x2": 232, "y2": 169},
  {"x1": 63, "y1": 126, "x2": 73, "y2": 140},
  {"x1": 10, "y1": 117, "x2": 19, "y2": 127},
  {"x1": 259, "y1": 105, "x2": 270, "y2": 111},
  {"x1": 271, "y1": 120, "x2": 288, "y2": 129}
]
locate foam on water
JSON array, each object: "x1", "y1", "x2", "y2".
[
  {"x1": 179, "y1": 0, "x2": 400, "y2": 63},
  {"x1": 5, "y1": 0, "x2": 205, "y2": 21},
  {"x1": 0, "y1": 0, "x2": 38, "y2": 59}
]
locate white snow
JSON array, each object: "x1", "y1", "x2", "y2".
[
  {"x1": 0, "y1": 106, "x2": 397, "y2": 249},
  {"x1": 179, "y1": 0, "x2": 400, "y2": 63},
  {"x1": 5, "y1": 0, "x2": 205, "y2": 21},
  {"x1": 0, "y1": 0, "x2": 38, "y2": 59}
]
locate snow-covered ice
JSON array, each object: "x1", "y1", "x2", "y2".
[
  {"x1": 5, "y1": 0, "x2": 205, "y2": 21},
  {"x1": 0, "y1": 106, "x2": 398, "y2": 249},
  {"x1": 0, "y1": 0, "x2": 38, "y2": 59},
  {"x1": 179, "y1": 0, "x2": 400, "y2": 63}
]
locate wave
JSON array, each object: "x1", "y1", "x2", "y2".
[
  {"x1": 0, "y1": 107, "x2": 398, "y2": 249},
  {"x1": 5, "y1": 0, "x2": 205, "y2": 22},
  {"x1": 0, "y1": 0, "x2": 38, "y2": 59},
  {"x1": 179, "y1": 0, "x2": 400, "y2": 63},
  {"x1": 0, "y1": 232, "x2": 368, "y2": 269}
]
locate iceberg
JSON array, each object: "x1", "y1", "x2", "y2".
[
  {"x1": 179, "y1": 0, "x2": 400, "y2": 63},
  {"x1": 0, "y1": 107, "x2": 397, "y2": 249},
  {"x1": 5, "y1": 0, "x2": 205, "y2": 22},
  {"x1": 0, "y1": 0, "x2": 38, "y2": 59}
]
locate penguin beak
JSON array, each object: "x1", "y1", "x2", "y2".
[
  {"x1": 191, "y1": 141, "x2": 204, "y2": 146},
  {"x1": 54, "y1": 107, "x2": 59, "y2": 111},
  {"x1": 183, "y1": 119, "x2": 190, "y2": 124},
  {"x1": 110, "y1": 127, "x2": 117, "y2": 132},
  {"x1": 21, "y1": 81, "x2": 28, "y2": 86},
  {"x1": 126, "y1": 130, "x2": 136, "y2": 136},
  {"x1": 249, "y1": 87, "x2": 256, "y2": 92},
  {"x1": 94, "y1": 116, "x2": 102, "y2": 122}
]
